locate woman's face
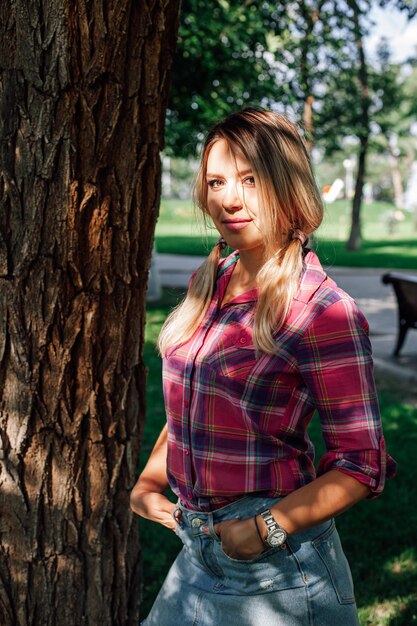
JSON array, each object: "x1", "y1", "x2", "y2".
[{"x1": 205, "y1": 139, "x2": 265, "y2": 253}]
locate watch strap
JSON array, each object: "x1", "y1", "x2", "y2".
[{"x1": 260, "y1": 509, "x2": 287, "y2": 546}]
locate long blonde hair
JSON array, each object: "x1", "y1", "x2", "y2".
[{"x1": 157, "y1": 108, "x2": 324, "y2": 356}]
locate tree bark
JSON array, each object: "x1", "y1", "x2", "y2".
[
  {"x1": 346, "y1": 0, "x2": 369, "y2": 251},
  {"x1": 0, "y1": 2, "x2": 180, "y2": 625},
  {"x1": 348, "y1": 136, "x2": 367, "y2": 250},
  {"x1": 388, "y1": 149, "x2": 404, "y2": 209},
  {"x1": 303, "y1": 95, "x2": 315, "y2": 153}
]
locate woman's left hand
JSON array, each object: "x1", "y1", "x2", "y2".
[{"x1": 204, "y1": 517, "x2": 265, "y2": 560}]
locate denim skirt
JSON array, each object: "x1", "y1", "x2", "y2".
[{"x1": 141, "y1": 495, "x2": 360, "y2": 626}]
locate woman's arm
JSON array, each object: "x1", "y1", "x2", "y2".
[
  {"x1": 261, "y1": 469, "x2": 370, "y2": 535},
  {"x1": 211, "y1": 470, "x2": 369, "y2": 560},
  {"x1": 130, "y1": 424, "x2": 177, "y2": 531}
]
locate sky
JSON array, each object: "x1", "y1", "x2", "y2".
[{"x1": 366, "y1": 4, "x2": 417, "y2": 63}]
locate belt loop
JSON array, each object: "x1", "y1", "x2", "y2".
[{"x1": 207, "y1": 513, "x2": 220, "y2": 542}]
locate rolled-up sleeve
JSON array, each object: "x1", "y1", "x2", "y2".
[{"x1": 296, "y1": 297, "x2": 397, "y2": 497}]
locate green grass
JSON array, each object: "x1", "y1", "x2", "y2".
[
  {"x1": 155, "y1": 198, "x2": 417, "y2": 270},
  {"x1": 138, "y1": 289, "x2": 416, "y2": 624}
]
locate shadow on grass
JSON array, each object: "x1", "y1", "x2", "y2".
[
  {"x1": 316, "y1": 239, "x2": 417, "y2": 270},
  {"x1": 155, "y1": 235, "x2": 417, "y2": 271},
  {"x1": 326, "y1": 377, "x2": 416, "y2": 625},
  {"x1": 155, "y1": 235, "x2": 218, "y2": 257}
]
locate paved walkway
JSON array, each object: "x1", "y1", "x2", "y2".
[{"x1": 155, "y1": 254, "x2": 417, "y2": 382}]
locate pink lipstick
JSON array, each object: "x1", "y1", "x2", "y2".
[{"x1": 222, "y1": 220, "x2": 252, "y2": 231}]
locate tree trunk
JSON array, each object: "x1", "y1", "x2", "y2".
[
  {"x1": 346, "y1": 0, "x2": 369, "y2": 251},
  {"x1": 303, "y1": 95, "x2": 315, "y2": 153},
  {"x1": 0, "y1": 2, "x2": 180, "y2": 625},
  {"x1": 347, "y1": 136, "x2": 367, "y2": 250},
  {"x1": 299, "y1": 0, "x2": 324, "y2": 153},
  {"x1": 388, "y1": 149, "x2": 404, "y2": 209}
]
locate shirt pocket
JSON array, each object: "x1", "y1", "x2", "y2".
[{"x1": 205, "y1": 327, "x2": 258, "y2": 380}]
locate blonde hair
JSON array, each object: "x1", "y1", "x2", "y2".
[{"x1": 157, "y1": 107, "x2": 323, "y2": 356}]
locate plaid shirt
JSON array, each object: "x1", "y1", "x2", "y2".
[{"x1": 163, "y1": 249, "x2": 396, "y2": 512}]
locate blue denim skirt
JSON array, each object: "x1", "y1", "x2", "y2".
[{"x1": 142, "y1": 495, "x2": 360, "y2": 626}]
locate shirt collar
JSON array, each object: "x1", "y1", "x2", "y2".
[
  {"x1": 216, "y1": 250, "x2": 257, "y2": 306},
  {"x1": 293, "y1": 249, "x2": 328, "y2": 303},
  {"x1": 216, "y1": 248, "x2": 327, "y2": 307}
]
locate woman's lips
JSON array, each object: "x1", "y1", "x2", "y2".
[{"x1": 222, "y1": 220, "x2": 252, "y2": 231}]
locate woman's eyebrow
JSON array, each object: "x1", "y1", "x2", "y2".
[{"x1": 206, "y1": 169, "x2": 253, "y2": 178}]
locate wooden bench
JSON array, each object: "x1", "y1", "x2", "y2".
[{"x1": 382, "y1": 272, "x2": 417, "y2": 356}]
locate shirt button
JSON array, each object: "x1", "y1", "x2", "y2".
[
  {"x1": 239, "y1": 336, "x2": 247, "y2": 344},
  {"x1": 184, "y1": 448, "x2": 189, "y2": 455}
]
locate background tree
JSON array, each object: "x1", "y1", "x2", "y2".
[
  {"x1": 370, "y1": 38, "x2": 410, "y2": 209},
  {"x1": 315, "y1": 0, "x2": 374, "y2": 249},
  {"x1": 379, "y1": 0, "x2": 417, "y2": 18},
  {"x1": 269, "y1": 0, "x2": 330, "y2": 151},
  {"x1": 167, "y1": 0, "x2": 417, "y2": 251},
  {"x1": 166, "y1": 0, "x2": 339, "y2": 156},
  {"x1": 166, "y1": 0, "x2": 288, "y2": 157},
  {"x1": 344, "y1": 0, "x2": 371, "y2": 249},
  {"x1": 0, "y1": 1, "x2": 180, "y2": 625}
]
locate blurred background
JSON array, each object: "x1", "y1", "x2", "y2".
[
  {"x1": 157, "y1": 0, "x2": 417, "y2": 257},
  {"x1": 141, "y1": 2, "x2": 417, "y2": 625}
]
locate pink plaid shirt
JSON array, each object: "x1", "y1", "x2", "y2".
[{"x1": 163, "y1": 249, "x2": 396, "y2": 511}]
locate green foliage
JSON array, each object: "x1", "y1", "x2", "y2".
[
  {"x1": 167, "y1": 0, "x2": 416, "y2": 165},
  {"x1": 166, "y1": 0, "x2": 284, "y2": 157},
  {"x1": 167, "y1": 0, "x2": 372, "y2": 155}
]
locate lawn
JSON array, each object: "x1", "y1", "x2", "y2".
[
  {"x1": 137, "y1": 289, "x2": 416, "y2": 625},
  {"x1": 155, "y1": 198, "x2": 417, "y2": 270}
]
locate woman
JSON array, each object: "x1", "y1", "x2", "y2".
[{"x1": 131, "y1": 108, "x2": 396, "y2": 625}]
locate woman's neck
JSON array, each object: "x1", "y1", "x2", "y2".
[{"x1": 236, "y1": 246, "x2": 265, "y2": 285}]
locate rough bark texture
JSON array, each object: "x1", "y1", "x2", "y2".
[
  {"x1": 346, "y1": 0, "x2": 369, "y2": 251},
  {"x1": 0, "y1": 1, "x2": 180, "y2": 625}
]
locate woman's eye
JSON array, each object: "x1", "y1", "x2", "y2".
[
  {"x1": 243, "y1": 176, "x2": 255, "y2": 186},
  {"x1": 207, "y1": 179, "x2": 223, "y2": 189}
]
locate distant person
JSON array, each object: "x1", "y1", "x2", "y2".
[{"x1": 131, "y1": 108, "x2": 396, "y2": 625}]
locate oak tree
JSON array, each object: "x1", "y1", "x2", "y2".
[{"x1": 0, "y1": 1, "x2": 180, "y2": 625}]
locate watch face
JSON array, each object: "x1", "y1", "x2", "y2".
[{"x1": 267, "y1": 529, "x2": 286, "y2": 547}]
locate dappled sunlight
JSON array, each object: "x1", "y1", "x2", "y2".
[
  {"x1": 385, "y1": 549, "x2": 417, "y2": 575},
  {"x1": 360, "y1": 593, "x2": 417, "y2": 626},
  {"x1": 364, "y1": 599, "x2": 401, "y2": 624}
]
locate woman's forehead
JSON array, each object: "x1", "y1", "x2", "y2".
[{"x1": 206, "y1": 139, "x2": 250, "y2": 173}]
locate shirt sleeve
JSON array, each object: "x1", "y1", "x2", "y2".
[{"x1": 296, "y1": 297, "x2": 397, "y2": 497}]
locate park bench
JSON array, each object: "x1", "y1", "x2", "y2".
[{"x1": 382, "y1": 272, "x2": 417, "y2": 356}]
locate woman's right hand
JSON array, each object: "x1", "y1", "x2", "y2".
[
  {"x1": 129, "y1": 424, "x2": 178, "y2": 531},
  {"x1": 130, "y1": 488, "x2": 177, "y2": 532}
]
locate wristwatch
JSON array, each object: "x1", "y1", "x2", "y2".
[{"x1": 260, "y1": 509, "x2": 288, "y2": 547}]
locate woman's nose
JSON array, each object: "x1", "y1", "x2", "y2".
[{"x1": 222, "y1": 182, "x2": 243, "y2": 210}]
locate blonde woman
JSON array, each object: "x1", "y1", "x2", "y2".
[{"x1": 131, "y1": 108, "x2": 396, "y2": 625}]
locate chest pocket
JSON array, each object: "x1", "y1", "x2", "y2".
[{"x1": 204, "y1": 326, "x2": 259, "y2": 379}]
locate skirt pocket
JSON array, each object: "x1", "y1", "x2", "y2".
[
  {"x1": 312, "y1": 520, "x2": 356, "y2": 605},
  {"x1": 212, "y1": 538, "x2": 306, "y2": 595}
]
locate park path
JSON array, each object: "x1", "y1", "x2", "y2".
[{"x1": 154, "y1": 253, "x2": 417, "y2": 382}]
